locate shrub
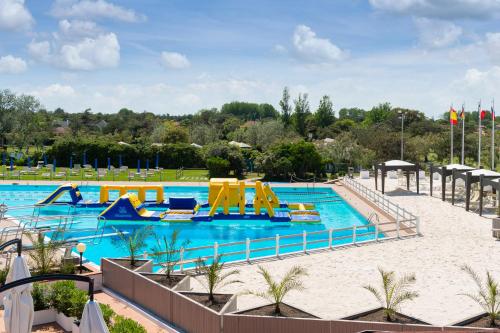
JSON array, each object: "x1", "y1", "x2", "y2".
[
  {"x1": 206, "y1": 157, "x2": 230, "y2": 177},
  {"x1": 60, "y1": 262, "x2": 76, "y2": 274},
  {"x1": 0, "y1": 267, "x2": 8, "y2": 285},
  {"x1": 49, "y1": 281, "x2": 76, "y2": 316},
  {"x1": 99, "y1": 303, "x2": 115, "y2": 327},
  {"x1": 110, "y1": 315, "x2": 147, "y2": 333},
  {"x1": 32, "y1": 283, "x2": 50, "y2": 311},
  {"x1": 68, "y1": 288, "x2": 88, "y2": 319}
]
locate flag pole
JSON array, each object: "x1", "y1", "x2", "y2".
[
  {"x1": 461, "y1": 102, "x2": 465, "y2": 165},
  {"x1": 492, "y1": 99, "x2": 495, "y2": 170},
  {"x1": 450, "y1": 104, "x2": 454, "y2": 163},
  {"x1": 478, "y1": 100, "x2": 482, "y2": 167}
]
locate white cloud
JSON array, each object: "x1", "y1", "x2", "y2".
[
  {"x1": 415, "y1": 18, "x2": 462, "y2": 48},
  {"x1": 0, "y1": 55, "x2": 27, "y2": 74},
  {"x1": 0, "y1": 0, "x2": 34, "y2": 31},
  {"x1": 273, "y1": 44, "x2": 287, "y2": 54},
  {"x1": 31, "y1": 84, "x2": 76, "y2": 98},
  {"x1": 369, "y1": 0, "x2": 500, "y2": 19},
  {"x1": 483, "y1": 33, "x2": 500, "y2": 65},
  {"x1": 161, "y1": 51, "x2": 191, "y2": 69},
  {"x1": 51, "y1": 0, "x2": 145, "y2": 22},
  {"x1": 28, "y1": 40, "x2": 51, "y2": 62},
  {"x1": 29, "y1": 34, "x2": 120, "y2": 71},
  {"x1": 58, "y1": 19, "x2": 100, "y2": 37},
  {"x1": 292, "y1": 25, "x2": 346, "y2": 64}
]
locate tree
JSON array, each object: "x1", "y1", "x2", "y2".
[
  {"x1": 315, "y1": 95, "x2": 334, "y2": 127},
  {"x1": 279, "y1": 87, "x2": 292, "y2": 127},
  {"x1": 203, "y1": 142, "x2": 245, "y2": 177},
  {"x1": 151, "y1": 121, "x2": 189, "y2": 144},
  {"x1": 293, "y1": 93, "x2": 310, "y2": 137},
  {"x1": 195, "y1": 256, "x2": 241, "y2": 303},
  {"x1": 460, "y1": 265, "x2": 500, "y2": 327},
  {"x1": 245, "y1": 265, "x2": 308, "y2": 315},
  {"x1": 150, "y1": 229, "x2": 190, "y2": 280},
  {"x1": 112, "y1": 226, "x2": 153, "y2": 267},
  {"x1": 364, "y1": 102, "x2": 392, "y2": 125},
  {"x1": 363, "y1": 267, "x2": 419, "y2": 322}
]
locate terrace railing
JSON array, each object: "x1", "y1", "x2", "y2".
[
  {"x1": 342, "y1": 176, "x2": 420, "y2": 236},
  {"x1": 148, "y1": 181, "x2": 420, "y2": 271}
]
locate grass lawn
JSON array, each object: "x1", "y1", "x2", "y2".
[{"x1": 0, "y1": 166, "x2": 262, "y2": 182}]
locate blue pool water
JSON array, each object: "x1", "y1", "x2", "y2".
[{"x1": 0, "y1": 184, "x2": 379, "y2": 268}]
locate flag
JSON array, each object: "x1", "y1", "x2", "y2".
[
  {"x1": 450, "y1": 107, "x2": 458, "y2": 125},
  {"x1": 480, "y1": 109, "x2": 487, "y2": 120},
  {"x1": 459, "y1": 105, "x2": 465, "y2": 119},
  {"x1": 492, "y1": 105, "x2": 495, "y2": 120}
]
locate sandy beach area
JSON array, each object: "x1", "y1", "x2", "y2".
[{"x1": 189, "y1": 177, "x2": 500, "y2": 326}]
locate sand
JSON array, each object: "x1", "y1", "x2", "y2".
[{"x1": 189, "y1": 177, "x2": 500, "y2": 326}]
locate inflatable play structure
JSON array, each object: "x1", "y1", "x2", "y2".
[
  {"x1": 99, "y1": 178, "x2": 320, "y2": 223},
  {"x1": 36, "y1": 183, "x2": 168, "y2": 208}
]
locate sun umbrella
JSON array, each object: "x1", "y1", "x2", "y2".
[
  {"x1": 3, "y1": 256, "x2": 33, "y2": 333},
  {"x1": 79, "y1": 300, "x2": 109, "y2": 333}
]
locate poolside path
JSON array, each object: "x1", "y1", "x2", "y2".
[{"x1": 188, "y1": 177, "x2": 500, "y2": 326}]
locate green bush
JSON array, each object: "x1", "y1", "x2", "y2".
[
  {"x1": 32, "y1": 283, "x2": 50, "y2": 311},
  {"x1": 206, "y1": 157, "x2": 231, "y2": 177},
  {"x1": 0, "y1": 267, "x2": 8, "y2": 285},
  {"x1": 99, "y1": 303, "x2": 115, "y2": 327},
  {"x1": 60, "y1": 262, "x2": 76, "y2": 274},
  {"x1": 49, "y1": 281, "x2": 88, "y2": 319},
  {"x1": 110, "y1": 315, "x2": 147, "y2": 333},
  {"x1": 68, "y1": 288, "x2": 88, "y2": 319}
]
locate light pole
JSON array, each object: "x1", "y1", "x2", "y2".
[
  {"x1": 398, "y1": 110, "x2": 405, "y2": 160},
  {"x1": 76, "y1": 242, "x2": 87, "y2": 274}
]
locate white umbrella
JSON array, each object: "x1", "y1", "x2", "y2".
[
  {"x1": 3, "y1": 256, "x2": 33, "y2": 333},
  {"x1": 79, "y1": 300, "x2": 110, "y2": 333}
]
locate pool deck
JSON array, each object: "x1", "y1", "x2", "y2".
[{"x1": 187, "y1": 177, "x2": 500, "y2": 326}]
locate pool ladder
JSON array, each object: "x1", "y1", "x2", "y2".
[{"x1": 368, "y1": 212, "x2": 380, "y2": 226}]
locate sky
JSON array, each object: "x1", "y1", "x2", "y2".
[{"x1": 1, "y1": 0, "x2": 500, "y2": 116}]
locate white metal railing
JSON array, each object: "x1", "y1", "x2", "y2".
[{"x1": 342, "y1": 176, "x2": 420, "y2": 236}]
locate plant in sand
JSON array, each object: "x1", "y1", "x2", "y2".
[
  {"x1": 363, "y1": 267, "x2": 419, "y2": 322},
  {"x1": 150, "y1": 229, "x2": 190, "y2": 280},
  {"x1": 459, "y1": 265, "x2": 500, "y2": 327},
  {"x1": 195, "y1": 255, "x2": 241, "y2": 303},
  {"x1": 244, "y1": 265, "x2": 307, "y2": 315}
]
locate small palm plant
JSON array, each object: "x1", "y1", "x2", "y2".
[
  {"x1": 459, "y1": 265, "x2": 500, "y2": 327},
  {"x1": 150, "y1": 229, "x2": 190, "y2": 280},
  {"x1": 25, "y1": 231, "x2": 64, "y2": 275},
  {"x1": 195, "y1": 256, "x2": 241, "y2": 303},
  {"x1": 112, "y1": 226, "x2": 153, "y2": 267},
  {"x1": 363, "y1": 267, "x2": 419, "y2": 322},
  {"x1": 245, "y1": 265, "x2": 308, "y2": 316}
]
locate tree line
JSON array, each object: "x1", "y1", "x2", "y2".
[{"x1": 0, "y1": 88, "x2": 496, "y2": 179}]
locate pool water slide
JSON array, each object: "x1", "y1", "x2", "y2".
[
  {"x1": 36, "y1": 183, "x2": 83, "y2": 206},
  {"x1": 99, "y1": 193, "x2": 164, "y2": 221}
]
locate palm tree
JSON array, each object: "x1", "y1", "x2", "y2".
[
  {"x1": 150, "y1": 229, "x2": 190, "y2": 280},
  {"x1": 25, "y1": 231, "x2": 64, "y2": 275},
  {"x1": 195, "y1": 256, "x2": 241, "y2": 303},
  {"x1": 245, "y1": 265, "x2": 307, "y2": 315},
  {"x1": 363, "y1": 267, "x2": 419, "y2": 322},
  {"x1": 460, "y1": 265, "x2": 500, "y2": 327},
  {"x1": 111, "y1": 226, "x2": 153, "y2": 267}
]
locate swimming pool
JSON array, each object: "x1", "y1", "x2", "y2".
[{"x1": 0, "y1": 184, "x2": 380, "y2": 269}]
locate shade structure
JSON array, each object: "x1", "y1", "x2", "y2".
[
  {"x1": 79, "y1": 300, "x2": 110, "y2": 333},
  {"x1": 137, "y1": 159, "x2": 140, "y2": 173},
  {"x1": 429, "y1": 163, "x2": 476, "y2": 201},
  {"x1": 374, "y1": 160, "x2": 420, "y2": 194},
  {"x1": 3, "y1": 256, "x2": 33, "y2": 333},
  {"x1": 451, "y1": 168, "x2": 500, "y2": 211},
  {"x1": 155, "y1": 152, "x2": 159, "y2": 169},
  {"x1": 478, "y1": 177, "x2": 500, "y2": 216}
]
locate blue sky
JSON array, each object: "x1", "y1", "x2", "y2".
[{"x1": 1, "y1": 0, "x2": 500, "y2": 115}]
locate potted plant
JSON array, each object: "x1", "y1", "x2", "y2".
[
  {"x1": 181, "y1": 256, "x2": 240, "y2": 312},
  {"x1": 146, "y1": 229, "x2": 191, "y2": 289},
  {"x1": 454, "y1": 265, "x2": 500, "y2": 328},
  {"x1": 49, "y1": 280, "x2": 87, "y2": 331},
  {"x1": 110, "y1": 226, "x2": 153, "y2": 270},
  {"x1": 25, "y1": 231, "x2": 64, "y2": 275},
  {"x1": 32, "y1": 282, "x2": 56, "y2": 326},
  {"x1": 239, "y1": 265, "x2": 316, "y2": 318},
  {"x1": 344, "y1": 267, "x2": 425, "y2": 324},
  {"x1": 110, "y1": 315, "x2": 147, "y2": 333}
]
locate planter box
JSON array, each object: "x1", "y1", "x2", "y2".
[
  {"x1": 451, "y1": 312, "x2": 500, "y2": 329},
  {"x1": 181, "y1": 291, "x2": 237, "y2": 314},
  {"x1": 33, "y1": 308, "x2": 57, "y2": 326},
  {"x1": 56, "y1": 312, "x2": 77, "y2": 332},
  {"x1": 140, "y1": 273, "x2": 190, "y2": 291},
  {"x1": 233, "y1": 302, "x2": 317, "y2": 319},
  {"x1": 341, "y1": 306, "x2": 429, "y2": 325},
  {"x1": 492, "y1": 218, "x2": 500, "y2": 239},
  {"x1": 108, "y1": 258, "x2": 153, "y2": 272}
]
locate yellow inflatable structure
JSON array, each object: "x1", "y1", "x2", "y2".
[{"x1": 99, "y1": 185, "x2": 164, "y2": 204}]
